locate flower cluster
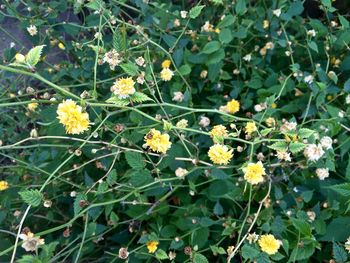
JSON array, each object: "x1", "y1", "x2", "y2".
[
  {"x1": 243, "y1": 161, "x2": 266, "y2": 185},
  {"x1": 111, "y1": 77, "x2": 136, "y2": 99},
  {"x1": 144, "y1": 129, "x2": 172, "y2": 154},
  {"x1": 56, "y1": 100, "x2": 90, "y2": 134}
]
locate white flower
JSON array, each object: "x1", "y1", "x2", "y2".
[
  {"x1": 19, "y1": 232, "x2": 45, "y2": 252},
  {"x1": 273, "y1": 9, "x2": 281, "y2": 17},
  {"x1": 339, "y1": 111, "x2": 345, "y2": 118},
  {"x1": 103, "y1": 49, "x2": 122, "y2": 70},
  {"x1": 307, "y1": 29, "x2": 316, "y2": 37},
  {"x1": 307, "y1": 211, "x2": 316, "y2": 222},
  {"x1": 137, "y1": 72, "x2": 145, "y2": 84},
  {"x1": 180, "y1": 10, "x2": 188, "y2": 18},
  {"x1": 254, "y1": 103, "x2": 267, "y2": 112},
  {"x1": 172, "y1": 91, "x2": 184, "y2": 102},
  {"x1": 304, "y1": 75, "x2": 314, "y2": 84},
  {"x1": 27, "y1": 25, "x2": 38, "y2": 36},
  {"x1": 280, "y1": 121, "x2": 297, "y2": 132},
  {"x1": 174, "y1": 19, "x2": 181, "y2": 27},
  {"x1": 94, "y1": 32, "x2": 102, "y2": 40},
  {"x1": 316, "y1": 168, "x2": 329, "y2": 180},
  {"x1": 304, "y1": 144, "x2": 325, "y2": 162},
  {"x1": 265, "y1": 42, "x2": 274, "y2": 50},
  {"x1": 199, "y1": 116, "x2": 210, "y2": 128},
  {"x1": 135, "y1": 56, "x2": 145, "y2": 67},
  {"x1": 346, "y1": 94, "x2": 350, "y2": 104},
  {"x1": 175, "y1": 167, "x2": 188, "y2": 179},
  {"x1": 10, "y1": 42, "x2": 15, "y2": 48},
  {"x1": 247, "y1": 233, "x2": 259, "y2": 244},
  {"x1": 243, "y1": 54, "x2": 252, "y2": 62},
  {"x1": 320, "y1": 136, "x2": 332, "y2": 150},
  {"x1": 276, "y1": 151, "x2": 291, "y2": 162},
  {"x1": 201, "y1": 21, "x2": 213, "y2": 32}
]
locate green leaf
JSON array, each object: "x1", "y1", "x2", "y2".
[
  {"x1": 289, "y1": 142, "x2": 306, "y2": 154},
  {"x1": 106, "y1": 96, "x2": 130, "y2": 106},
  {"x1": 17, "y1": 255, "x2": 40, "y2": 263},
  {"x1": 235, "y1": 0, "x2": 247, "y2": 15},
  {"x1": 333, "y1": 242, "x2": 348, "y2": 263},
  {"x1": 193, "y1": 253, "x2": 209, "y2": 263},
  {"x1": 202, "y1": 41, "x2": 221, "y2": 54},
  {"x1": 308, "y1": 41, "x2": 318, "y2": 53},
  {"x1": 125, "y1": 151, "x2": 145, "y2": 169},
  {"x1": 268, "y1": 141, "x2": 288, "y2": 151},
  {"x1": 155, "y1": 249, "x2": 168, "y2": 260},
  {"x1": 291, "y1": 218, "x2": 312, "y2": 237},
  {"x1": 106, "y1": 169, "x2": 117, "y2": 186},
  {"x1": 19, "y1": 189, "x2": 43, "y2": 207},
  {"x1": 328, "y1": 183, "x2": 350, "y2": 196},
  {"x1": 25, "y1": 45, "x2": 45, "y2": 67},
  {"x1": 189, "y1": 5, "x2": 205, "y2": 19},
  {"x1": 241, "y1": 244, "x2": 260, "y2": 259},
  {"x1": 113, "y1": 30, "x2": 126, "y2": 52},
  {"x1": 40, "y1": 242, "x2": 59, "y2": 262},
  {"x1": 120, "y1": 63, "x2": 138, "y2": 76},
  {"x1": 346, "y1": 156, "x2": 350, "y2": 181},
  {"x1": 298, "y1": 128, "x2": 315, "y2": 139},
  {"x1": 129, "y1": 92, "x2": 153, "y2": 103}
]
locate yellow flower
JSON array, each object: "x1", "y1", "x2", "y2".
[
  {"x1": 144, "y1": 129, "x2": 172, "y2": 154},
  {"x1": 146, "y1": 241, "x2": 159, "y2": 253},
  {"x1": 58, "y1": 42, "x2": 65, "y2": 50},
  {"x1": 57, "y1": 99, "x2": 90, "y2": 134},
  {"x1": 161, "y1": 59, "x2": 171, "y2": 68},
  {"x1": 258, "y1": 234, "x2": 280, "y2": 255},
  {"x1": 111, "y1": 77, "x2": 136, "y2": 99},
  {"x1": 27, "y1": 101, "x2": 38, "y2": 112},
  {"x1": 208, "y1": 144, "x2": 233, "y2": 165},
  {"x1": 245, "y1": 122, "x2": 257, "y2": 135},
  {"x1": 0, "y1": 181, "x2": 9, "y2": 191},
  {"x1": 243, "y1": 161, "x2": 266, "y2": 185},
  {"x1": 214, "y1": 28, "x2": 221, "y2": 33},
  {"x1": 15, "y1": 53, "x2": 25, "y2": 63},
  {"x1": 160, "y1": 68, "x2": 174, "y2": 81},
  {"x1": 271, "y1": 103, "x2": 277, "y2": 109},
  {"x1": 226, "y1": 99, "x2": 240, "y2": 114},
  {"x1": 209, "y1": 125, "x2": 228, "y2": 140}
]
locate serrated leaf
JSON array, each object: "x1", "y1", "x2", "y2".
[
  {"x1": 291, "y1": 218, "x2": 312, "y2": 236},
  {"x1": 298, "y1": 128, "x2": 315, "y2": 139},
  {"x1": 120, "y1": 63, "x2": 138, "y2": 76},
  {"x1": 333, "y1": 242, "x2": 348, "y2": 263},
  {"x1": 268, "y1": 141, "x2": 288, "y2": 151},
  {"x1": 73, "y1": 193, "x2": 86, "y2": 216},
  {"x1": 328, "y1": 183, "x2": 350, "y2": 196},
  {"x1": 129, "y1": 92, "x2": 153, "y2": 103},
  {"x1": 106, "y1": 96, "x2": 130, "y2": 106},
  {"x1": 189, "y1": 5, "x2": 205, "y2": 19},
  {"x1": 106, "y1": 169, "x2": 117, "y2": 186},
  {"x1": 113, "y1": 30, "x2": 126, "y2": 52},
  {"x1": 19, "y1": 189, "x2": 43, "y2": 207},
  {"x1": 125, "y1": 151, "x2": 145, "y2": 169},
  {"x1": 25, "y1": 45, "x2": 45, "y2": 67},
  {"x1": 289, "y1": 142, "x2": 306, "y2": 154},
  {"x1": 193, "y1": 253, "x2": 209, "y2": 263}
]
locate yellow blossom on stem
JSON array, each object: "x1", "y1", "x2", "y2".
[
  {"x1": 161, "y1": 59, "x2": 171, "y2": 68},
  {"x1": 258, "y1": 234, "x2": 280, "y2": 255},
  {"x1": 144, "y1": 129, "x2": 172, "y2": 154},
  {"x1": 27, "y1": 101, "x2": 38, "y2": 112},
  {"x1": 57, "y1": 99, "x2": 90, "y2": 134},
  {"x1": 160, "y1": 68, "x2": 174, "y2": 81},
  {"x1": 0, "y1": 181, "x2": 9, "y2": 191},
  {"x1": 146, "y1": 241, "x2": 159, "y2": 253},
  {"x1": 208, "y1": 144, "x2": 233, "y2": 165},
  {"x1": 111, "y1": 77, "x2": 136, "y2": 99},
  {"x1": 243, "y1": 161, "x2": 266, "y2": 185},
  {"x1": 245, "y1": 122, "x2": 257, "y2": 135},
  {"x1": 226, "y1": 99, "x2": 240, "y2": 114}
]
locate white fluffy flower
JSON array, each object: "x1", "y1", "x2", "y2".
[
  {"x1": 304, "y1": 75, "x2": 314, "y2": 84},
  {"x1": 276, "y1": 151, "x2": 291, "y2": 162},
  {"x1": 243, "y1": 54, "x2": 252, "y2": 62},
  {"x1": 175, "y1": 167, "x2": 188, "y2": 179},
  {"x1": 172, "y1": 91, "x2": 184, "y2": 102},
  {"x1": 180, "y1": 11, "x2": 188, "y2": 18},
  {"x1": 273, "y1": 9, "x2": 281, "y2": 17},
  {"x1": 135, "y1": 56, "x2": 145, "y2": 67},
  {"x1": 304, "y1": 144, "x2": 325, "y2": 162},
  {"x1": 307, "y1": 29, "x2": 316, "y2": 37},
  {"x1": 103, "y1": 49, "x2": 122, "y2": 70},
  {"x1": 320, "y1": 136, "x2": 332, "y2": 150},
  {"x1": 316, "y1": 168, "x2": 329, "y2": 180},
  {"x1": 27, "y1": 25, "x2": 38, "y2": 36},
  {"x1": 199, "y1": 116, "x2": 210, "y2": 128},
  {"x1": 346, "y1": 94, "x2": 350, "y2": 104},
  {"x1": 19, "y1": 232, "x2": 45, "y2": 252}
]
